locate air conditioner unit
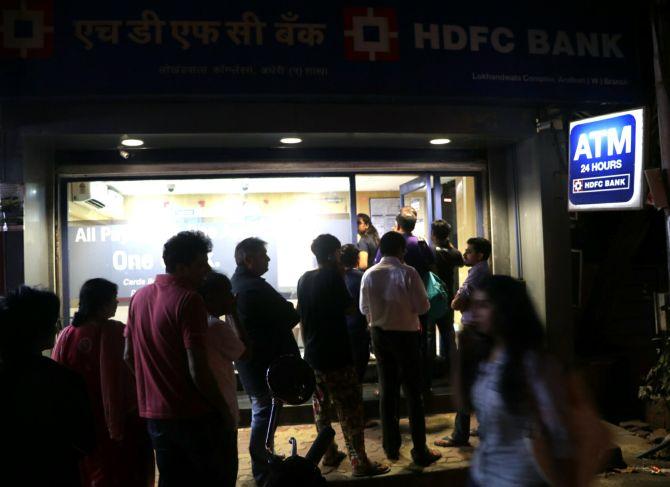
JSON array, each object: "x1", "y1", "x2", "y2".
[{"x1": 71, "y1": 182, "x2": 124, "y2": 219}]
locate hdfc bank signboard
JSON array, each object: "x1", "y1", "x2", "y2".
[{"x1": 568, "y1": 109, "x2": 645, "y2": 211}]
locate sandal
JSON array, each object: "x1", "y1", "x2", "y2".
[
  {"x1": 352, "y1": 460, "x2": 391, "y2": 477},
  {"x1": 434, "y1": 437, "x2": 470, "y2": 448}
]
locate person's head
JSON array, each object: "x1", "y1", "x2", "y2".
[
  {"x1": 379, "y1": 231, "x2": 406, "y2": 260},
  {"x1": 199, "y1": 272, "x2": 235, "y2": 318},
  {"x1": 163, "y1": 231, "x2": 212, "y2": 287},
  {"x1": 0, "y1": 286, "x2": 61, "y2": 357},
  {"x1": 471, "y1": 275, "x2": 545, "y2": 412},
  {"x1": 72, "y1": 278, "x2": 118, "y2": 327},
  {"x1": 395, "y1": 206, "x2": 417, "y2": 234},
  {"x1": 340, "y1": 244, "x2": 360, "y2": 270},
  {"x1": 311, "y1": 234, "x2": 342, "y2": 266},
  {"x1": 431, "y1": 219, "x2": 452, "y2": 246},
  {"x1": 235, "y1": 237, "x2": 270, "y2": 277},
  {"x1": 464, "y1": 237, "x2": 491, "y2": 266}
]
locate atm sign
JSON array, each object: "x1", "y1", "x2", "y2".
[{"x1": 568, "y1": 108, "x2": 644, "y2": 211}]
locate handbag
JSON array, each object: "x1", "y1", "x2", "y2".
[{"x1": 422, "y1": 271, "x2": 451, "y2": 321}]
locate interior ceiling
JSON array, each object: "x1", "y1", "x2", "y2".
[
  {"x1": 52, "y1": 132, "x2": 509, "y2": 151},
  {"x1": 108, "y1": 174, "x2": 440, "y2": 195}
]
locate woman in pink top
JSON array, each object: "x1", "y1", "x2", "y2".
[{"x1": 53, "y1": 278, "x2": 154, "y2": 487}]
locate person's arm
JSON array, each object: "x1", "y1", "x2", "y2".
[
  {"x1": 227, "y1": 311, "x2": 251, "y2": 361},
  {"x1": 359, "y1": 275, "x2": 371, "y2": 322},
  {"x1": 409, "y1": 268, "x2": 430, "y2": 315},
  {"x1": 358, "y1": 251, "x2": 369, "y2": 270},
  {"x1": 451, "y1": 292, "x2": 468, "y2": 311},
  {"x1": 123, "y1": 336, "x2": 135, "y2": 375}
]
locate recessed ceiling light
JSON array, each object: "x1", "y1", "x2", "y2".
[
  {"x1": 430, "y1": 138, "x2": 451, "y2": 145},
  {"x1": 280, "y1": 137, "x2": 302, "y2": 144},
  {"x1": 121, "y1": 137, "x2": 144, "y2": 147}
]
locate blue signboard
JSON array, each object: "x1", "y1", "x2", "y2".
[
  {"x1": 0, "y1": 1, "x2": 644, "y2": 101},
  {"x1": 568, "y1": 109, "x2": 644, "y2": 211}
]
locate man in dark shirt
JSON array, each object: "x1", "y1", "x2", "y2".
[
  {"x1": 430, "y1": 219, "x2": 464, "y2": 367},
  {"x1": 0, "y1": 286, "x2": 95, "y2": 487},
  {"x1": 297, "y1": 234, "x2": 389, "y2": 478},
  {"x1": 231, "y1": 237, "x2": 300, "y2": 485}
]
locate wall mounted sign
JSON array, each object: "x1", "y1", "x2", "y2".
[
  {"x1": 568, "y1": 108, "x2": 645, "y2": 211},
  {"x1": 0, "y1": 1, "x2": 644, "y2": 102}
]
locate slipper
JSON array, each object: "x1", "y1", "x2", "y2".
[
  {"x1": 352, "y1": 461, "x2": 391, "y2": 477},
  {"x1": 434, "y1": 437, "x2": 470, "y2": 448}
]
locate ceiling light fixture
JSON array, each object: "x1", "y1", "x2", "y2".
[
  {"x1": 429, "y1": 138, "x2": 451, "y2": 145},
  {"x1": 280, "y1": 137, "x2": 302, "y2": 144},
  {"x1": 121, "y1": 137, "x2": 144, "y2": 147}
]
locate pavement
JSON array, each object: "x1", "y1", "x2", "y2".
[{"x1": 233, "y1": 415, "x2": 670, "y2": 486}]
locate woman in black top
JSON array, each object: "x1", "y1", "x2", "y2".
[{"x1": 356, "y1": 213, "x2": 380, "y2": 270}]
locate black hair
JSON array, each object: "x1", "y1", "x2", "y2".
[
  {"x1": 379, "y1": 231, "x2": 406, "y2": 256},
  {"x1": 395, "y1": 206, "x2": 417, "y2": 233},
  {"x1": 234, "y1": 237, "x2": 267, "y2": 266},
  {"x1": 311, "y1": 234, "x2": 342, "y2": 265},
  {"x1": 71, "y1": 278, "x2": 118, "y2": 327},
  {"x1": 163, "y1": 231, "x2": 212, "y2": 273},
  {"x1": 199, "y1": 271, "x2": 232, "y2": 297},
  {"x1": 482, "y1": 275, "x2": 545, "y2": 413},
  {"x1": 431, "y1": 219, "x2": 452, "y2": 243},
  {"x1": 357, "y1": 213, "x2": 380, "y2": 246},
  {"x1": 340, "y1": 244, "x2": 360, "y2": 268},
  {"x1": 0, "y1": 286, "x2": 60, "y2": 356},
  {"x1": 467, "y1": 237, "x2": 492, "y2": 260}
]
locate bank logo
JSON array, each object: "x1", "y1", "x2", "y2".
[
  {"x1": 573, "y1": 180, "x2": 583, "y2": 193},
  {"x1": 0, "y1": 0, "x2": 54, "y2": 59},
  {"x1": 343, "y1": 7, "x2": 399, "y2": 61}
]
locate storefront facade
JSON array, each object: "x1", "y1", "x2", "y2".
[{"x1": 0, "y1": 1, "x2": 651, "y2": 362}]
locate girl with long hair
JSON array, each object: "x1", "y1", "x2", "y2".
[
  {"x1": 53, "y1": 278, "x2": 154, "y2": 487},
  {"x1": 356, "y1": 213, "x2": 380, "y2": 270},
  {"x1": 466, "y1": 275, "x2": 573, "y2": 487}
]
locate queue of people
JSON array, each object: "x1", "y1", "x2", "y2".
[{"x1": 0, "y1": 206, "x2": 585, "y2": 487}]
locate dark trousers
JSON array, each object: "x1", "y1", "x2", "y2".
[
  {"x1": 371, "y1": 327, "x2": 427, "y2": 454},
  {"x1": 348, "y1": 326, "x2": 371, "y2": 383},
  {"x1": 423, "y1": 310, "x2": 458, "y2": 388},
  {"x1": 452, "y1": 410, "x2": 471, "y2": 443},
  {"x1": 147, "y1": 413, "x2": 238, "y2": 487}
]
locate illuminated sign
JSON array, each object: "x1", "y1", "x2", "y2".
[{"x1": 568, "y1": 108, "x2": 644, "y2": 211}]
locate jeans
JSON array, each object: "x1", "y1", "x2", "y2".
[
  {"x1": 371, "y1": 328, "x2": 427, "y2": 455},
  {"x1": 249, "y1": 391, "x2": 282, "y2": 485},
  {"x1": 452, "y1": 411, "x2": 471, "y2": 443},
  {"x1": 147, "y1": 413, "x2": 237, "y2": 487}
]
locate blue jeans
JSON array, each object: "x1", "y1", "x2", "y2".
[
  {"x1": 147, "y1": 413, "x2": 237, "y2": 487},
  {"x1": 249, "y1": 392, "x2": 283, "y2": 485}
]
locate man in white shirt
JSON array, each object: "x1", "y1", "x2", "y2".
[
  {"x1": 199, "y1": 271, "x2": 250, "y2": 487},
  {"x1": 360, "y1": 231, "x2": 442, "y2": 467}
]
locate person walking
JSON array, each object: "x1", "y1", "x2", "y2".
[
  {"x1": 297, "y1": 234, "x2": 389, "y2": 477},
  {"x1": 231, "y1": 237, "x2": 301, "y2": 486},
  {"x1": 53, "y1": 278, "x2": 154, "y2": 487},
  {"x1": 0, "y1": 286, "x2": 95, "y2": 487},
  {"x1": 356, "y1": 213, "x2": 380, "y2": 270},
  {"x1": 435, "y1": 237, "x2": 491, "y2": 448},
  {"x1": 360, "y1": 231, "x2": 442, "y2": 467},
  {"x1": 340, "y1": 243, "x2": 371, "y2": 383},
  {"x1": 124, "y1": 231, "x2": 235, "y2": 486},
  {"x1": 465, "y1": 275, "x2": 574, "y2": 486},
  {"x1": 199, "y1": 271, "x2": 250, "y2": 487}
]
